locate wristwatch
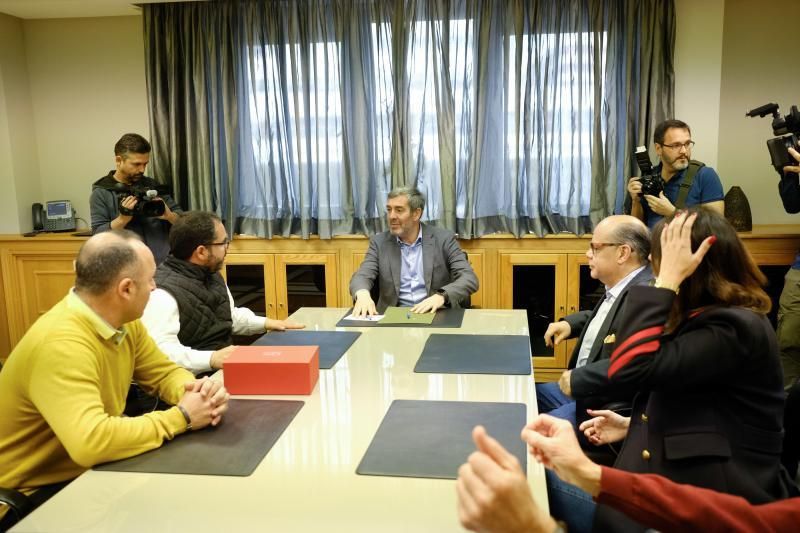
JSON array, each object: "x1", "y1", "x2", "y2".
[
  {"x1": 653, "y1": 278, "x2": 680, "y2": 294},
  {"x1": 177, "y1": 405, "x2": 193, "y2": 431},
  {"x1": 435, "y1": 289, "x2": 449, "y2": 304}
]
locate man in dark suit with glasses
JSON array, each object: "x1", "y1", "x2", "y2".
[{"x1": 536, "y1": 215, "x2": 653, "y2": 433}]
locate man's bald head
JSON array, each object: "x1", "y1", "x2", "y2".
[
  {"x1": 596, "y1": 215, "x2": 650, "y2": 265},
  {"x1": 75, "y1": 230, "x2": 147, "y2": 296}
]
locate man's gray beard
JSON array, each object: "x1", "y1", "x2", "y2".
[{"x1": 672, "y1": 159, "x2": 689, "y2": 171}]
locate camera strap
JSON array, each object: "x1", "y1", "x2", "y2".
[{"x1": 675, "y1": 160, "x2": 705, "y2": 209}]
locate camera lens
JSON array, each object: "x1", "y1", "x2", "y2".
[{"x1": 141, "y1": 200, "x2": 166, "y2": 217}]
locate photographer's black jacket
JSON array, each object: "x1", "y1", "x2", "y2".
[
  {"x1": 90, "y1": 172, "x2": 182, "y2": 264},
  {"x1": 779, "y1": 171, "x2": 800, "y2": 268}
]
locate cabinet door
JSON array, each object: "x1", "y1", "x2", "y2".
[
  {"x1": 275, "y1": 254, "x2": 338, "y2": 319},
  {"x1": 499, "y1": 253, "x2": 568, "y2": 370},
  {"x1": 564, "y1": 254, "x2": 605, "y2": 359},
  {"x1": 465, "y1": 250, "x2": 485, "y2": 309},
  {"x1": 222, "y1": 254, "x2": 277, "y2": 319},
  {"x1": 1, "y1": 250, "x2": 76, "y2": 344}
]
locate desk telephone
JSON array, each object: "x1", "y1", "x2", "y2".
[{"x1": 32, "y1": 201, "x2": 77, "y2": 232}]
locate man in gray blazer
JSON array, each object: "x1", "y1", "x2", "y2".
[
  {"x1": 349, "y1": 186, "x2": 478, "y2": 316},
  {"x1": 537, "y1": 215, "x2": 653, "y2": 430}
]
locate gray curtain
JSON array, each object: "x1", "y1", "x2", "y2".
[{"x1": 143, "y1": 0, "x2": 674, "y2": 238}]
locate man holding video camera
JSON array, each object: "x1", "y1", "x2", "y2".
[
  {"x1": 90, "y1": 133, "x2": 181, "y2": 264},
  {"x1": 778, "y1": 145, "x2": 800, "y2": 387},
  {"x1": 627, "y1": 119, "x2": 725, "y2": 228}
]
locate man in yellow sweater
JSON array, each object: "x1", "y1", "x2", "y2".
[{"x1": 0, "y1": 230, "x2": 230, "y2": 524}]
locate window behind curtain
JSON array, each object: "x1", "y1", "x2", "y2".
[
  {"x1": 243, "y1": 16, "x2": 605, "y2": 231},
  {"x1": 144, "y1": 0, "x2": 674, "y2": 238}
]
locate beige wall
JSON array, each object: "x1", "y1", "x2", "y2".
[
  {"x1": 674, "y1": 0, "x2": 725, "y2": 170},
  {"x1": 674, "y1": 0, "x2": 800, "y2": 224},
  {"x1": 0, "y1": 12, "x2": 42, "y2": 233},
  {"x1": 1, "y1": 2, "x2": 798, "y2": 231},
  {"x1": 23, "y1": 15, "x2": 149, "y2": 231},
  {"x1": 717, "y1": 0, "x2": 800, "y2": 224}
]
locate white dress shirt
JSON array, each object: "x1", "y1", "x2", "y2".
[
  {"x1": 141, "y1": 287, "x2": 267, "y2": 374},
  {"x1": 575, "y1": 265, "x2": 646, "y2": 368}
]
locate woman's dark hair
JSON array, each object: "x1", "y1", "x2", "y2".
[{"x1": 651, "y1": 207, "x2": 770, "y2": 329}]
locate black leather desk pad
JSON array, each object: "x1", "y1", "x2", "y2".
[
  {"x1": 335, "y1": 307, "x2": 465, "y2": 328},
  {"x1": 94, "y1": 399, "x2": 303, "y2": 476},
  {"x1": 414, "y1": 334, "x2": 532, "y2": 375},
  {"x1": 356, "y1": 399, "x2": 527, "y2": 480},
  {"x1": 251, "y1": 330, "x2": 361, "y2": 369}
]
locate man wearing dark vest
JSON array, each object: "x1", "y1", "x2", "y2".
[
  {"x1": 627, "y1": 119, "x2": 725, "y2": 228},
  {"x1": 141, "y1": 211, "x2": 304, "y2": 374}
]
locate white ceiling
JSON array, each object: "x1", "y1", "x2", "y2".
[{"x1": 0, "y1": 0, "x2": 202, "y2": 19}]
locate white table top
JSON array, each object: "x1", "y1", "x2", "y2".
[{"x1": 12, "y1": 308, "x2": 547, "y2": 533}]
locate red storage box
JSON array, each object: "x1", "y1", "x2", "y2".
[{"x1": 223, "y1": 345, "x2": 319, "y2": 395}]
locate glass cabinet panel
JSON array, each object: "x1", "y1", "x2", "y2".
[
  {"x1": 500, "y1": 253, "x2": 568, "y2": 370},
  {"x1": 285, "y1": 264, "x2": 327, "y2": 315}
]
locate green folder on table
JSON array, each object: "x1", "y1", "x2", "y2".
[{"x1": 379, "y1": 306, "x2": 436, "y2": 325}]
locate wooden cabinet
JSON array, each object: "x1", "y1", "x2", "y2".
[
  {"x1": 1, "y1": 226, "x2": 799, "y2": 379},
  {"x1": 497, "y1": 250, "x2": 608, "y2": 381},
  {"x1": 1, "y1": 243, "x2": 81, "y2": 348},
  {"x1": 499, "y1": 253, "x2": 568, "y2": 376},
  {"x1": 224, "y1": 252, "x2": 338, "y2": 320}
]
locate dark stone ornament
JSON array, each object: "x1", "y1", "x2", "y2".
[{"x1": 724, "y1": 186, "x2": 752, "y2": 232}]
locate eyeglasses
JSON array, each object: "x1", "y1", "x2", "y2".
[
  {"x1": 205, "y1": 239, "x2": 230, "y2": 248},
  {"x1": 588, "y1": 242, "x2": 621, "y2": 254},
  {"x1": 659, "y1": 141, "x2": 695, "y2": 152}
]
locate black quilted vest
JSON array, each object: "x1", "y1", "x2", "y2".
[{"x1": 154, "y1": 256, "x2": 233, "y2": 351}]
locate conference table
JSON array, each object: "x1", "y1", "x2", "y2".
[{"x1": 12, "y1": 308, "x2": 548, "y2": 533}]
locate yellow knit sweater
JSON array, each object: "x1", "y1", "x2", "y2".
[{"x1": 0, "y1": 291, "x2": 195, "y2": 494}]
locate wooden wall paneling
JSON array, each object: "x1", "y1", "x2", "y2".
[
  {"x1": 464, "y1": 249, "x2": 485, "y2": 308},
  {"x1": 1, "y1": 227, "x2": 798, "y2": 371},
  {"x1": 4, "y1": 250, "x2": 76, "y2": 346},
  {"x1": 0, "y1": 250, "x2": 10, "y2": 359}
]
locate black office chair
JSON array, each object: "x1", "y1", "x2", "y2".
[
  {"x1": 0, "y1": 487, "x2": 33, "y2": 531},
  {"x1": 0, "y1": 480, "x2": 69, "y2": 532}
]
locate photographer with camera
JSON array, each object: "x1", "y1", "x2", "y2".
[
  {"x1": 777, "y1": 145, "x2": 800, "y2": 387},
  {"x1": 627, "y1": 119, "x2": 724, "y2": 228},
  {"x1": 747, "y1": 103, "x2": 800, "y2": 389},
  {"x1": 90, "y1": 133, "x2": 181, "y2": 264}
]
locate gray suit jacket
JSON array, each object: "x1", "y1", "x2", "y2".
[{"x1": 349, "y1": 223, "x2": 478, "y2": 312}]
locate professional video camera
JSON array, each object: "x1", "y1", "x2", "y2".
[
  {"x1": 114, "y1": 182, "x2": 170, "y2": 217},
  {"x1": 634, "y1": 145, "x2": 664, "y2": 196},
  {"x1": 745, "y1": 102, "x2": 800, "y2": 174}
]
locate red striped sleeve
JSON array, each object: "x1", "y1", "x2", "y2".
[
  {"x1": 609, "y1": 326, "x2": 664, "y2": 363},
  {"x1": 608, "y1": 340, "x2": 661, "y2": 377}
]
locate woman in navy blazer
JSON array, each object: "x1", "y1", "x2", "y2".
[{"x1": 576, "y1": 208, "x2": 796, "y2": 532}]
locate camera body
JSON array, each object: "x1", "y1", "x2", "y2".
[
  {"x1": 634, "y1": 146, "x2": 664, "y2": 196},
  {"x1": 114, "y1": 182, "x2": 168, "y2": 217},
  {"x1": 746, "y1": 102, "x2": 800, "y2": 173}
]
